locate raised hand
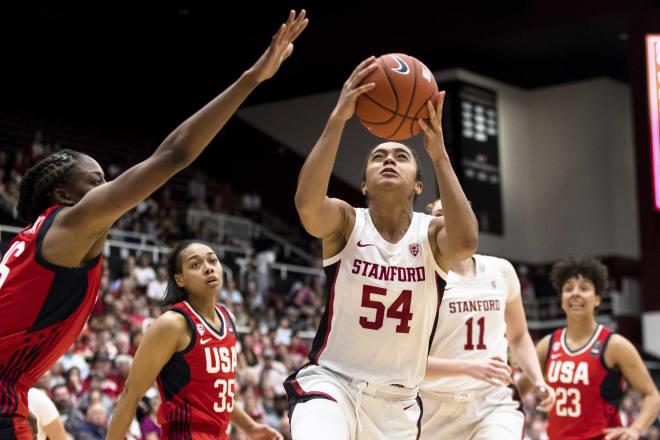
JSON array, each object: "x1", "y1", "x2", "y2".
[
  {"x1": 418, "y1": 91, "x2": 447, "y2": 161},
  {"x1": 247, "y1": 10, "x2": 308, "y2": 84},
  {"x1": 331, "y1": 56, "x2": 377, "y2": 121},
  {"x1": 465, "y1": 356, "x2": 513, "y2": 387},
  {"x1": 533, "y1": 382, "x2": 556, "y2": 412}
]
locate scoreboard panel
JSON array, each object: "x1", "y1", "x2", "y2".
[{"x1": 438, "y1": 80, "x2": 503, "y2": 235}]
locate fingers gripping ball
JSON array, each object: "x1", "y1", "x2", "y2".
[{"x1": 356, "y1": 53, "x2": 438, "y2": 141}]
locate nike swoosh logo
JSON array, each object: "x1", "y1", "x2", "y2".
[
  {"x1": 200, "y1": 338, "x2": 212, "y2": 345},
  {"x1": 357, "y1": 241, "x2": 376, "y2": 248},
  {"x1": 403, "y1": 403, "x2": 416, "y2": 411},
  {"x1": 550, "y1": 353, "x2": 561, "y2": 359},
  {"x1": 391, "y1": 55, "x2": 410, "y2": 75}
]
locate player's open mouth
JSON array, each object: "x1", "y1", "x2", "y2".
[
  {"x1": 206, "y1": 277, "x2": 218, "y2": 284},
  {"x1": 380, "y1": 167, "x2": 398, "y2": 176}
]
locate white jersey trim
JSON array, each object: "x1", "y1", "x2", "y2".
[
  {"x1": 182, "y1": 301, "x2": 227, "y2": 340},
  {"x1": 560, "y1": 324, "x2": 603, "y2": 356}
]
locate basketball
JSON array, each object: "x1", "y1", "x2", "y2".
[{"x1": 355, "y1": 53, "x2": 438, "y2": 141}]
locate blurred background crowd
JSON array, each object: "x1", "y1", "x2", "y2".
[{"x1": 1, "y1": 131, "x2": 658, "y2": 439}]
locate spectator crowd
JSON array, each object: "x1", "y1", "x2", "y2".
[{"x1": 1, "y1": 130, "x2": 657, "y2": 439}]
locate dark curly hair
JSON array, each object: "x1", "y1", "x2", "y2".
[
  {"x1": 16, "y1": 149, "x2": 82, "y2": 225},
  {"x1": 360, "y1": 144, "x2": 423, "y2": 203},
  {"x1": 550, "y1": 255, "x2": 609, "y2": 296}
]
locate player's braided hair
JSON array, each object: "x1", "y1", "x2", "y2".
[
  {"x1": 16, "y1": 149, "x2": 82, "y2": 225},
  {"x1": 550, "y1": 255, "x2": 609, "y2": 296}
]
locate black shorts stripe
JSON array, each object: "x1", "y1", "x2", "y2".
[
  {"x1": 426, "y1": 274, "x2": 446, "y2": 355},
  {"x1": 416, "y1": 395, "x2": 423, "y2": 440},
  {"x1": 309, "y1": 262, "x2": 340, "y2": 364},
  {"x1": 0, "y1": 416, "x2": 18, "y2": 440}
]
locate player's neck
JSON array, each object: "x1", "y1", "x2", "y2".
[
  {"x1": 565, "y1": 317, "x2": 599, "y2": 343},
  {"x1": 188, "y1": 295, "x2": 218, "y2": 324},
  {"x1": 367, "y1": 202, "x2": 413, "y2": 244},
  {"x1": 450, "y1": 256, "x2": 476, "y2": 277}
]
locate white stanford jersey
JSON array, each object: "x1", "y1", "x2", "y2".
[
  {"x1": 309, "y1": 208, "x2": 447, "y2": 388},
  {"x1": 423, "y1": 254, "x2": 520, "y2": 392}
]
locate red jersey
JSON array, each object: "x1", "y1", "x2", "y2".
[
  {"x1": 157, "y1": 301, "x2": 238, "y2": 440},
  {"x1": 546, "y1": 325, "x2": 623, "y2": 440},
  {"x1": 0, "y1": 206, "x2": 102, "y2": 439}
]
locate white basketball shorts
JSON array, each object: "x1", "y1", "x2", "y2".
[
  {"x1": 284, "y1": 363, "x2": 422, "y2": 440},
  {"x1": 418, "y1": 385, "x2": 525, "y2": 440}
]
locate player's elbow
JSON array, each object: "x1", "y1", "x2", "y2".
[{"x1": 451, "y1": 235, "x2": 479, "y2": 261}]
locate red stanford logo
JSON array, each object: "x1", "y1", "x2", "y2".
[{"x1": 409, "y1": 243, "x2": 420, "y2": 257}]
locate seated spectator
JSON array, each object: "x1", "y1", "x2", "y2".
[
  {"x1": 146, "y1": 265, "x2": 168, "y2": 302},
  {"x1": 78, "y1": 374, "x2": 114, "y2": 415},
  {"x1": 219, "y1": 278, "x2": 243, "y2": 305},
  {"x1": 115, "y1": 331, "x2": 131, "y2": 356},
  {"x1": 65, "y1": 367, "x2": 83, "y2": 400},
  {"x1": 79, "y1": 402, "x2": 108, "y2": 440},
  {"x1": 274, "y1": 317, "x2": 292, "y2": 347},
  {"x1": 258, "y1": 349, "x2": 288, "y2": 396},
  {"x1": 129, "y1": 329, "x2": 142, "y2": 357},
  {"x1": 139, "y1": 392, "x2": 162, "y2": 440},
  {"x1": 288, "y1": 333, "x2": 308, "y2": 364},
  {"x1": 28, "y1": 387, "x2": 70, "y2": 440},
  {"x1": 113, "y1": 354, "x2": 133, "y2": 396},
  {"x1": 133, "y1": 253, "x2": 156, "y2": 292},
  {"x1": 51, "y1": 384, "x2": 85, "y2": 439}
]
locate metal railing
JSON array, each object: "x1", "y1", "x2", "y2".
[
  {"x1": 186, "y1": 209, "x2": 315, "y2": 264},
  {"x1": 0, "y1": 224, "x2": 234, "y2": 281}
]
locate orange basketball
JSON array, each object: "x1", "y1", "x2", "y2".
[{"x1": 355, "y1": 53, "x2": 438, "y2": 141}]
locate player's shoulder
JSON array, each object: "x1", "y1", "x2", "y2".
[
  {"x1": 475, "y1": 254, "x2": 516, "y2": 276},
  {"x1": 476, "y1": 253, "x2": 513, "y2": 267},
  {"x1": 604, "y1": 332, "x2": 635, "y2": 353},
  {"x1": 154, "y1": 309, "x2": 191, "y2": 333}
]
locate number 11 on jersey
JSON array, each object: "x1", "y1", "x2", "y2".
[{"x1": 464, "y1": 317, "x2": 487, "y2": 350}]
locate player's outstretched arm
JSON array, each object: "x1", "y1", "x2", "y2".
[
  {"x1": 516, "y1": 334, "x2": 551, "y2": 397},
  {"x1": 505, "y1": 297, "x2": 555, "y2": 411},
  {"x1": 106, "y1": 312, "x2": 188, "y2": 440},
  {"x1": 426, "y1": 356, "x2": 513, "y2": 387},
  {"x1": 419, "y1": 94, "x2": 478, "y2": 271},
  {"x1": 231, "y1": 405, "x2": 283, "y2": 440},
  {"x1": 51, "y1": 11, "x2": 308, "y2": 265},
  {"x1": 294, "y1": 57, "x2": 376, "y2": 239},
  {"x1": 602, "y1": 335, "x2": 660, "y2": 440},
  {"x1": 501, "y1": 259, "x2": 555, "y2": 411}
]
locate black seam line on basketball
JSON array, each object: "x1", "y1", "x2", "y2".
[
  {"x1": 357, "y1": 111, "x2": 422, "y2": 125},
  {"x1": 387, "y1": 56, "x2": 417, "y2": 139},
  {"x1": 361, "y1": 93, "x2": 398, "y2": 123},
  {"x1": 409, "y1": 91, "x2": 437, "y2": 135},
  {"x1": 404, "y1": 59, "x2": 421, "y2": 136},
  {"x1": 380, "y1": 57, "x2": 400, "y2": 115}
]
